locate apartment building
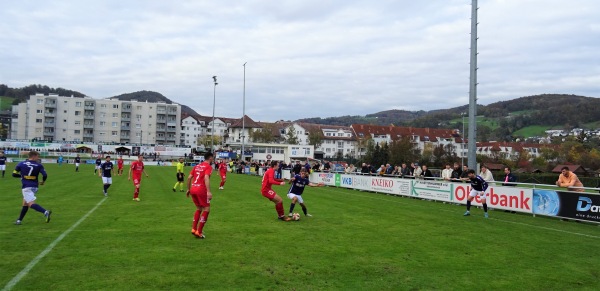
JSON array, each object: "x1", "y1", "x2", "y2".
[
  {"x1": 11, "y1": 94, "x2": 181, "y2": 145},
  {"x1": 179, "y1": 115, "x2": 206, "y2": 147}
]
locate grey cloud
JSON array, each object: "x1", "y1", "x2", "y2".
[{"x1": 1, "y1": 0, "x2": 598, "y2": 121}]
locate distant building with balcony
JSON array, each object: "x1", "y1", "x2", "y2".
[{"x1": 11, "y1": 93, "x2": 181, "y2": 145}]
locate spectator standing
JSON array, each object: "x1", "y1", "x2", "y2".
[
  {"x1": 292, "y1": 161, "x2": 302, "y2": 175},
  {"x1": 556, "y1": 166, "x2": 584, "y2": 192},
  {"x1": 451, "y1": 163, "x2": 462, "y2": 181},
  {"x1": 502, "y1": 167, "x2": 517, "y2": 186},
  {"x1": 361, "y1": 163, "x2": 369, "y2": 174},
  {"x1": 441, "y1": 164, "x2": 453, "y2": 181},
  {"x1": 413, "y1": 163, "x2": 423, "y2": 178},
  {"x1": 422, "y1": 165, "x2": 433, "y2": 180},
  {"x1": 460, "y1": 165, "x2": 469, "y2": 182},
  {"x1": 479, "y1": 165, "x2": 494, "y2": 182},
  {"x1": 400, "y1": 163, "x2": 410, "y2": 177}
]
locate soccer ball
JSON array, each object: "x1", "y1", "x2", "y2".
[{"x1": 292, "y1": 213, "x2": 301, "y2": 221}]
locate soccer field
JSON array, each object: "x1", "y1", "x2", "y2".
[{"x1": 1, "y1": 164, "x2": 599, "y2": 290}]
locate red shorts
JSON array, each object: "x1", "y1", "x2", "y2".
[
  {"x1": 191, "y1": 192, "x2": 210, "y2": 208},
  {"x1": 133, "y1": 177, "x2": 142, "y2": 186},
  {"x1": 261, "y1": 189, "x2": 277, "y2": 200},
  {"x1": 220, "y1": 174, "x2": 226, "y2": 180}
]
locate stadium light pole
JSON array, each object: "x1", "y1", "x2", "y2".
[
  {"x1": 467, "y1": 0, "x2": 479, "y2": 171},
  {"x1": 461, "y1": 112, "x2": 466, "y2": 166},
  {"x1": 212, "y1": 76, "x2": 218, "y2": 153},
  {"x1": 241, "y1": 62, "x2": 247, "y2": 162}
]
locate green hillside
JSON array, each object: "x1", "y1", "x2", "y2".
[{"x1": 0, "y1": 96, "x2": 15, "y2": 111}]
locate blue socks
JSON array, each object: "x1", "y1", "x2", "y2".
[
  {"x1": 18, "y1": 206, "x2": 29, "y2": 220},
  {"x1": 30, "y1": 203, "x2": 47, "y2": 214}
]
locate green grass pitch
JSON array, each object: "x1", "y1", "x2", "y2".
[{"x1": 1, "y1": 163, "x2": 600, "y2": 290}]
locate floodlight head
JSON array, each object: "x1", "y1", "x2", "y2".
[{"x1": 212, "y1": 76, "x2": 217, "y2": 82}]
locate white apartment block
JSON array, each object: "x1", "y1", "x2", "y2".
[
  {"x1": 180, "y1": 115, "x2": 206, "y2": 147},
  {"x1": 319, "y1": 126, "x2": 356, "y2": 159},
  {"x1": 11, "y1": 93, "x2": 181, "y2": 145}
]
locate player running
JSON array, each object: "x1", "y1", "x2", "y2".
[
  {"x1": 218, "y1": 159, "x2": 227, "y2": 190},
  {"x1": 128, "y1": 155, "x2": 149, "y2": 201},
  {"x1": 99, "y1": 156, "x2": 115, "y2": 197},
  {"x1": 463, "y1": 169, "x2": 490, "y2": 218},
  {"x1": 287, "y1": 169, "x2": 324, "y2": 217},
  {"x1": 74, "y1": 154, "x2": 81, "y2": 172},
  {"x1": 0, "y1": 151, "x2": 7, "y2": 178},
  {"x1": 173, "y1": 158, "x2": 185, "y2": 192},
  {"x1": 187, "y1": 152, "x2": 214, "y2": 239},
  {"x1": 94, "y1": 157, "x2": 102, "y2": 174},
  {"x1": 261, "y1": 160, "x2": 291, "y2": 221},
  {"x1": 13, "y1": 151, "x2": 52, "y2": 225},
  {"x1": 117, "y1": 156, "x2": 124, "y2": 175}
]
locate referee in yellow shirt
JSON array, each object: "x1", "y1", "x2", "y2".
[{"x1": 173, "y1": 158, "x2": 186, "y2": 192}]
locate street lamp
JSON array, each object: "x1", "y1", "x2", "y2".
[
  {"x1": 211, "y1": 76, "x2": 218, "y2": 153},
  {"x1": 241, "y1": 62, "x2": 247, "y2": 162}
]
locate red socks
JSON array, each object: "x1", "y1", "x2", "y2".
[
  {"x1": 192, "y1": 210, "x2": 201, "y2": 230},
  {"x1": 197, "y1": 211, "x2": 210, "y2": 234},
  {"x1": 275, "y1": 202, "x2": 284, "y2": 217}
]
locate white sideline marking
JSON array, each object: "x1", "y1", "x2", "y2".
[
  {"x1": 3, "y1": 197, "x2": 107, "y2": 291},
  {"x1": 322, "y1": 187, "x2": 600, "y2": 239}
]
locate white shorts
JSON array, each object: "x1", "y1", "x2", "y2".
[
  {"x1": 75, "y1": 163, "x2": 80, "y2": 167},
  {"x1": 102, "y1": 177, "x2": 113, "y2": 184},
  {"x1": 0, "y1": 165, "x2": 5, "y2": 171},
  {"x1": 22, "y1": 187, "x2": 38, "y2": 203},
  {"x1": 469, "y1": 189, "x2": 486, "y2": 199},
  {"x1": 96, "y1": 165, "x2": 101, "y2": 169},
  {"x1": 287, "y1": 193, "x2": 304, "y2": 203}
]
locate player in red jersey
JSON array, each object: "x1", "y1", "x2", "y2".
[
  {"x1": 116, "y1": 156, "x2": 124, "y2": 176},
  {"x1": 261, "y1": 160, "x2": 291, "y2": 221},
  {"x1": 187, "y1": 152, "x2": 214, "y2": 239},
  {"x1": 218, "y1": 159, "x2": 227, "y2": 190},
  {"x1": 128, "y1": 155, "x2": 149, "y2": 201}
]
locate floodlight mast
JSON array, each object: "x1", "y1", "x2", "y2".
[{"x1": 467, "y1": 0, "x2": 478, "y2": 171}]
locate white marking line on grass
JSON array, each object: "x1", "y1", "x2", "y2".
[
  {"x1": 3, "y1": 197, "x2": 108, "y2": 291},
  {"x1": 322, "y1": 187, "x2": 600, "y2": 240}
]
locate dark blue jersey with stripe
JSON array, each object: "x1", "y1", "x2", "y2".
[
  {"x1": 0, "y1": 156, "x2": 7, "y2": 165},
  {"x1": 100, "y1": 162, "x2": 114, "y2": 177},
  {"x1": 470, "y1": 175, "x2": 488, "y2": 191},
  {"x1": 13, "y1": 160, "x2": 47, "y2": 188},
  {"x1": 288, "y1": 174, "x2": 310, "y2": 195}
]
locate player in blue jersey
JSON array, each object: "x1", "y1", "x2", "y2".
[
  {"x1": 0, "y1": 151, "x2": 7, "y2": 178},
  {"x1": 94, "y1": 157, "x2": 102, "y2": 174},
  {"x1": 463, "y1": 169, "x2": 490, "y2": 218},
  {"x1": 287, "y1": 169, "x2": 324, "y2": 217},
  {"x1": 99, "y1": 156, "x2": 115, "y2": 197},
  {"x1": 13, "y1": 151, "x2": 52, "y2": 225},
  {"x1": 57, "y1": 155, "x2": 64, "y2": 166},
  {"x1": 74, "y1": 154, "x2": 81, "y2": 172}
]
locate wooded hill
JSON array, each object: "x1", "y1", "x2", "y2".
[
  {"x1": 3, "y1": 84, "x2": 599, "y2": 141},
  {"x1": 297, "y1": 94, "x2": 600, "y2": 141}
]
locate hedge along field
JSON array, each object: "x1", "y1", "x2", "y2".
[{"x1": 1, "y1": 163, "x2": 599, "y2": 290}]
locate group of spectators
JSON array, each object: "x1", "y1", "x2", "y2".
[{"x1": 335, "y1": 161, "x2": 520, "y2": 187}]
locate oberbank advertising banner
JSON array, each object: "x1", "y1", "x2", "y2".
[
  {"x1": 533, "y1": 190, "x2": 600, "y2": 222},
  {"x1": 310, "y1": 173, "x2": 534, "y2": 214}
]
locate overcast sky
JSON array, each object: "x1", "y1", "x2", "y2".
[{"x1": 1, "y1": 1, "x2": 599, "y2": 122}]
